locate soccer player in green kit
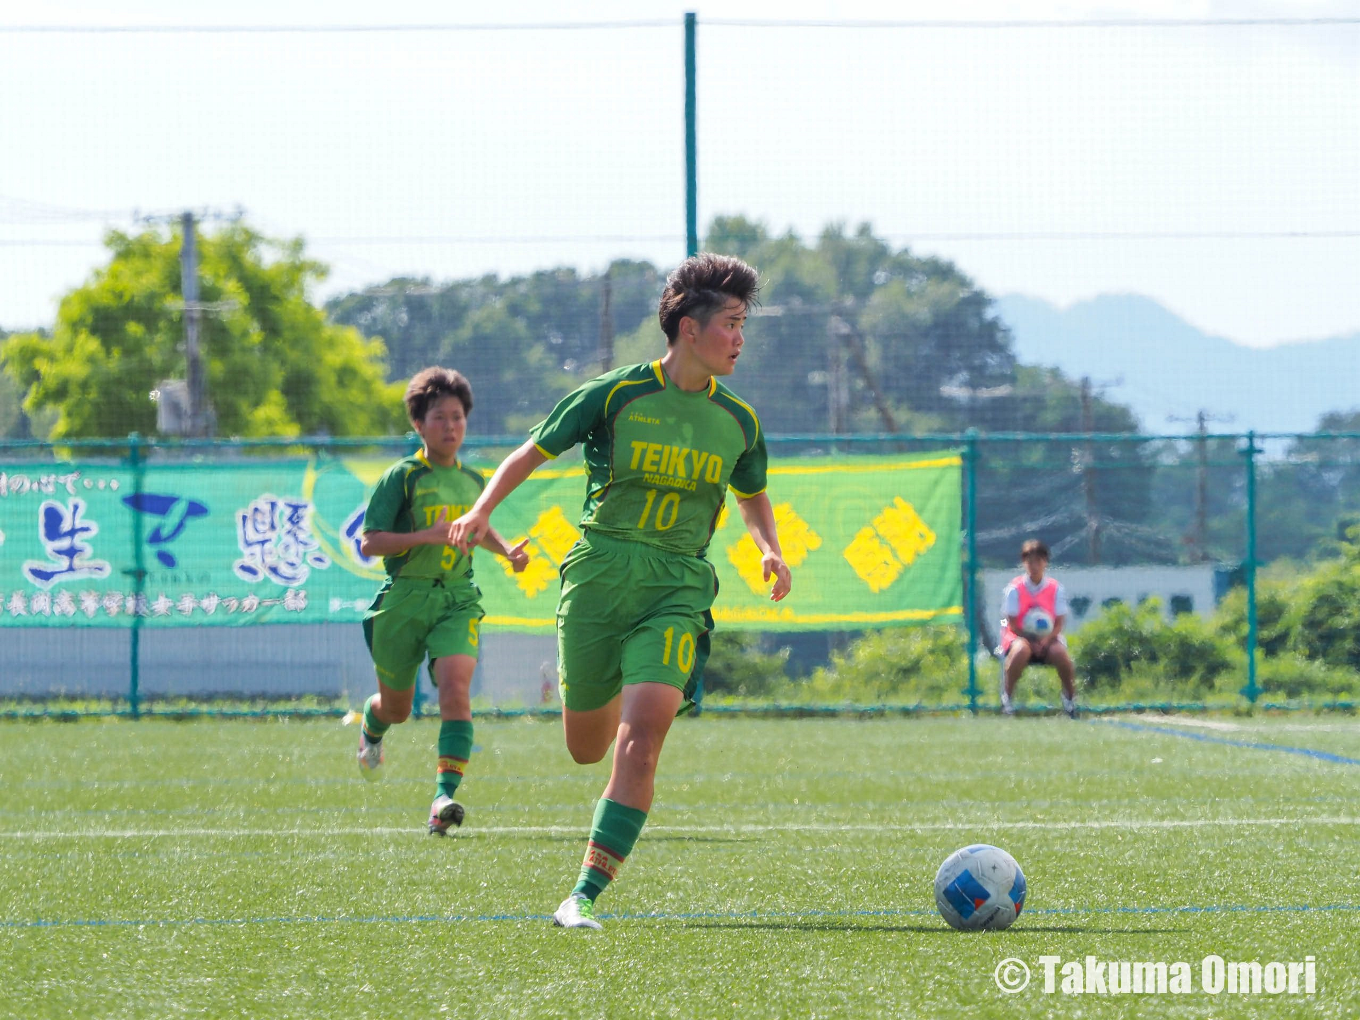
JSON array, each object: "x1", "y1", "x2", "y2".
[
  {"x1": 356, "y1": 367, "x2": 529, "y2": 834},
  {"x1": 448, "y1": 254, "x2": 792, "y2": 928}
]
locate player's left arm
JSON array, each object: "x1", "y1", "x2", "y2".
[
  {"x1": 476, "y1": 527, "x2": 530, "y2": 572},
  {"x1": 478, "y1": 527, "x2": 530, "y2": 572},
  {"x1": 735, "y1": 492, "x2": 792, "y2": 601}
]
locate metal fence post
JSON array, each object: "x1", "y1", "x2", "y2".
[
  {"x1": 1241, "y1": 430, "x2": 1260, "y2": 704},
  {"x1": 684, "y1": 12, "x2": 698, "y2": 258},
  {"x1": 126, "y1": 433, "x2": 147, "y2": 719},
  {"x1": 964, "y1": 429, "x2": 980, "y2": 714}
]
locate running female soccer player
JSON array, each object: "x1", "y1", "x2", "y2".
[{"x1": 448, "y1": 254, "x2": 791, "y2": 928}]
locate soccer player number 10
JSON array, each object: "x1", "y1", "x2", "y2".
[
  {"x1": 661, "y1": 627, "x2": 696, "y2": 672},
  {"x1": 637, "y1": 488, "x2": 682, "y2": 531}
]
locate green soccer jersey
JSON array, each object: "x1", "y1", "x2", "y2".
[
  {"x1": 362, "y1": 451, "x2": 487, "y2": 581},
  {"x1": 529, "y1": 359, "x2": 767, "y2": 556}
]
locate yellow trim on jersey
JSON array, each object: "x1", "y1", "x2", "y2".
[
  {"x1": 603, "y1": 376, "x2": 654, "y2": 417},
  {"x1": 650, "y1": 359, "x2": 665, "y2": 385},
  {"x1": 718, "y1": 390, "x2": 761, "y2": 444},
  {"x1": 728, "y1": 485, "x2": 766, "y2": 500},
  {"x1": 533, "y1": 442, "x2": 559, "y2": 460}
]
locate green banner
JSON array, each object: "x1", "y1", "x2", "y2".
[{"x1": 0, "y1": 452, "x2": 960, "y2": 631}]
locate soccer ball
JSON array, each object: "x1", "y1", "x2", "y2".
[
  {"x1": 1021, "y1": 606, "x2": 1054, "y2": 639},
  {"x1": 934, "y1": 844, "x2": 1027, "y2": 931}
]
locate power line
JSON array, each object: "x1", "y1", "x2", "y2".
[
  {"x1": 4, "y1": 230, "x2": 1359, "y2": 249},
  {"x1": 0, "y1": 21, "x2": 677, "y2": 34},
  {"x1": 706, "y1": 17, "x2": 1360, "y2": 28},
  {"x1": 1, "y1": 17, "x2": 1356, "y2": 33}
]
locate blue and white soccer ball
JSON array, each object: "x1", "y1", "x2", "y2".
[
  {"x1": 934, "y1": 844, "x2": 1027, "y2": 931},
  {"x1": 1021, "y1": 606, "x2": 1054, "y2": 639}
]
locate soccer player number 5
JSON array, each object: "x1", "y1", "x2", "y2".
[
  {"x1": 661, "y1": 626, "x2": 695, "y2": 673},
  {"x1": 637, "y1": 488, "x2": 681, "y2": 531}
]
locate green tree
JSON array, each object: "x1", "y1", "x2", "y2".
[
  {"x1": 2, "y1": 225, "x2": 404, "y2": 439},
  {"x1": 327, "y1": 261, "x2": 663, "y2": 435}
]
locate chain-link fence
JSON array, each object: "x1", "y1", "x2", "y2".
[{"x1": 3, "y1": 430, "x2": 1357, "y2": 717}]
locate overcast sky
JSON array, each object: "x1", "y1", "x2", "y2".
[{"x1": 1, "y1": 0, "x2": 1356, "y2": 346}]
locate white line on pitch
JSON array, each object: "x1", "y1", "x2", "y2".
[{"x1": 1, "y1": 816, "x2": 1358, "y2": 839}]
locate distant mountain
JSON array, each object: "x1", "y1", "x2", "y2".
[{"x1": 993, "y1": 294, "x2": 1360, "y2": 434}]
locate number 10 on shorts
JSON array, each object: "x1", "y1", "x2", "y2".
[{"x1": 661, "y1": 626, "x2": 695, "y2": 673}]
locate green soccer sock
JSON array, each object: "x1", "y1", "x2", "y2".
[
  {"x1": 436, "y1": 719, "x2": 474, "y2": 800},
  {"x1": 572, "y1": 798, "x2": 648, "y2": 903},
  {"x1": 361, "y1": 694, "x2": 391, "y2": 742}
]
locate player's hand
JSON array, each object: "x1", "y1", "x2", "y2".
[
  {"x1": 506, "y1": 537, "x2": 530, "y2": 573},
  {"x1": 448, "y1": 507, "x2": 490, "y2": 554},
  {"x1": 763, "y1": 552, "x2": 792, "y2": 602},
  {"x1": 424, "y1": 506, "x2": 452, "y2": 546}
]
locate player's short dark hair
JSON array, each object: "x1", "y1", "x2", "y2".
[
  {"x1": 1020, "y1": 539, "x2": 1050, "y2": 561},
  {"x1": 404, "y1": 367, "x2": 473, "y2": 423},
  {"x1": 658, "y1": 253, "x2": 760, "y2": 343}
]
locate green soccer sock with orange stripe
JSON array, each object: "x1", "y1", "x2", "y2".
[
  {"x1": 572, "y1": 798, "x2": 648, "y2": 903},
  {"x1": 436, "y1": 720, "x2": 473, "y2": 800},
  {"x1": 362, "y1": 694, "x2": 391, "y2": 743}
]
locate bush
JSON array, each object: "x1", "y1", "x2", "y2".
[
  {"x1": 702, "y1": 631, "x2": 789, "y2": 698},
  {"x1": 1285, "y1": 559, "x2": 1360, "y2": 670},
  {"x1": 1070, "y1": 598, "x2": 1235, "y2": 694},
  {"x1": 1214, "y1": 580, "x2": 1293, "y2": 657},
  {"x1": 1251, "y1": 655, "x2": 1360, "y2": 700},
  {"x1": 795, "y1": 625, "x2": 968, "y2": 704}
]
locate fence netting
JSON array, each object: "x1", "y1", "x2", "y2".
[{"x1": 3, "y1": 432, "x2": 1358, "y2": 714}]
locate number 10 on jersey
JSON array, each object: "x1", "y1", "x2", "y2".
[
  {"x1": 661, "y1": 626, "x2": 695, "y2": 673},
  {"x1": 637, "y1": 488, "x2": 681, "y2": 531}
]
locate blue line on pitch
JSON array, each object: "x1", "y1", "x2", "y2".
[
  {"x1": 6, "y1": 902, "x2": 1360, "y2": 931},
  {"x1": 1102, "y1": 720, "x2": 1360, "y2": 766}
]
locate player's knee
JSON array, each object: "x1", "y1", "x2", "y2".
[
  {"x1": 568, "y1": 743, "x2": 608, "y2": 765},
  {"x1": 616, "y1": 733, "x2": 663, "y2": 776}
]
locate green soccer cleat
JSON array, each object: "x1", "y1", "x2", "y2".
[
  {"x1": 356, "y1": 732, "x2": 384, "y2": 780},
  {"x1": 552, "y1": 893, "x2": 603, "y2": 930},
  {"x1": 428, "y1": 795, "x2": 465, "y2": 836}
]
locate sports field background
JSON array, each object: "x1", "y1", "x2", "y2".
[{"x1": 4, "y1": 714, "x2": 1357, "y2": 1018}]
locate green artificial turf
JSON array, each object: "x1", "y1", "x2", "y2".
[{"x1": 2, "y1": 715, "x2": 1358, "y2": 1018}]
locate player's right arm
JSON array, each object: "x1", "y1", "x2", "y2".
[
  {"x1": 450, "y1": 374, "x2": 612, "y2": 552},
  {"x1": 447, "y1": 441, "x2": 548, "y2": 553},
  {"x1": 359, "y1": 521, "x2": 451, "y2": 559},
  {"x1": 359, "y1": 461, "x2": 452, "y2": 559}
]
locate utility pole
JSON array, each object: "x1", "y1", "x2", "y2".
[
  {"x1": 1080, "y1": 376, "x2": 1101, "y2": 565},
  {"x1": 598, "y1": 270, "x2": 614, "y2": 372},
  {"x1": 1193, "y1": 409, "x2": 1208, "y2": 563},
  {"x1": 825, "y1": 315, "x2": 847, "y2": 435},
  {"x1": 1169, "y1": 409, "x2": 1233, "y2": 562},
  {"x1": 180, "y1": 211, "x2": 206, "y2": 437},
  {"x1": 143, "y1": 206, "x2": 239, "y2": 436}
]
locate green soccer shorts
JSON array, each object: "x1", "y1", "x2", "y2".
[
  {"x1": 556, "y1": 531, "x2": 717, "y2": 712},
  {"x1": 363, "y1": 576, "x2": 484, "y2": 690}
]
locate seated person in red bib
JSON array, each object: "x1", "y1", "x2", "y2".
[{"x1": 999, "y1": 539, "x2": 1078, "y2": 718}]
